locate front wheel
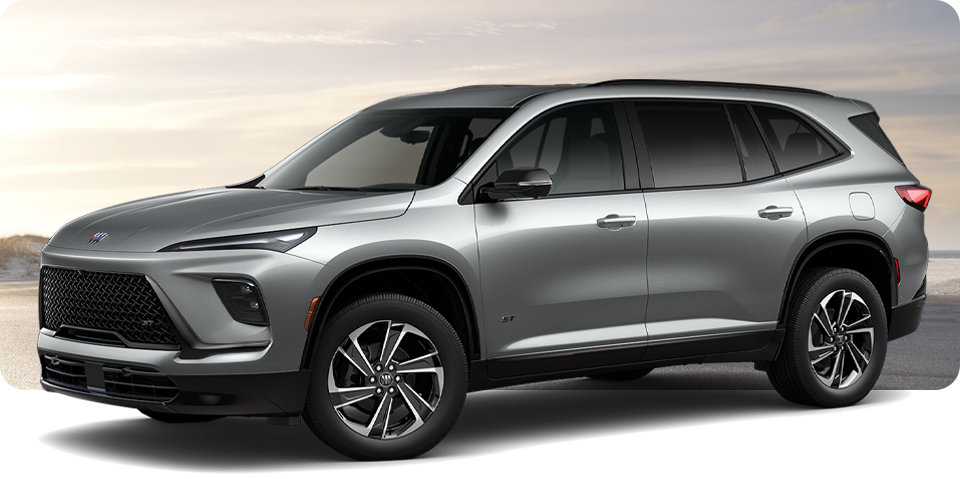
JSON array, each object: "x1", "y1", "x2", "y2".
[
  {"x1": 303, "y1": 294, "x2": 468, "y2": 461},
  {"x1": 767, "y1": 267, "x2": 887, "y2": 407}
]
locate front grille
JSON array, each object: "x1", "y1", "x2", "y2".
[
  {"x1": 42, "y1": 354, "x2": 87, "y2": 391},
  {"x1": 41, "y1": 266, "x2": 180, "y2": 347},
  {"x1": 103, "y1": 365, "x2": 179, "y2": 401}
]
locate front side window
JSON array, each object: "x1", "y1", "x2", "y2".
[
  {"x1": 496, "y1": 102, "x2": 624, "y2": 195},
  {"x1": 752, "y1": 105, "x2": 838, "y2": 172},
  {"x1": 259, "y1": 109, "x2": 510, "y2": 191},
  {"x1": 633, "y1": 102, "x2": 742, "y2": 188}
]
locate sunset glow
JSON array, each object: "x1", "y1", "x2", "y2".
[{"x1": 1, "y1": 0, "x2": 959, "y2": 247}]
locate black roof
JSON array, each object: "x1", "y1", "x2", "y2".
[
  {"x1": 589, "y1": 79, "x2": 832, "y2": 97},
  {"x1": 364, "y1": 79, "x2": 832, "y2": 110}
]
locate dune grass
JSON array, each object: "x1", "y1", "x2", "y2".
[{"x1": 0, "y1": 234, "x2": 48, "y2": 277}]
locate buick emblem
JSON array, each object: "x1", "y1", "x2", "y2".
[{"x1": 87, "y1": 232, "x2": 108, "y2": 245}]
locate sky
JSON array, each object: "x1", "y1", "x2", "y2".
[{"x1": 0, "y1": 0, "x2": 959, "y2": 248}]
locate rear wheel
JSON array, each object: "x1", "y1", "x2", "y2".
[
  {"x1": 303, "y1": 294, "x2": 468, "y2": 461},
  {"x1": 767, "y1": 267, "x2": 887, "y2": 407}
]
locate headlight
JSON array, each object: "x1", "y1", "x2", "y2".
[{"x1": 158, "y1": 227, "x2": 316, "y2": 253}]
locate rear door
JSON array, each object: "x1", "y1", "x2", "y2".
[{"x1": 627, "y1": 101, "x2": 807, "y2": 360}]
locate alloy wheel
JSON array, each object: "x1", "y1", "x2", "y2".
[
  {"x1": 807, "y1": 289, "x2": 875, "y2": 389},
  {"x1": 327, "y1": 319, "x2": 444, "y2": 440}
]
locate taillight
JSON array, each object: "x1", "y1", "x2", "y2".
[{"x1": 895, "y1": 185, "x2": 932, "y2": 212}]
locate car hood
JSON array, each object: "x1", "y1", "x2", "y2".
[{"x1": 48, "y1": 188, "x2": 414, "y2": 253}]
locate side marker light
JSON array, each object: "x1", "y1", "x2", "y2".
[{"x1": 304, "y1": 297, "x2": 321, "y2": 331}]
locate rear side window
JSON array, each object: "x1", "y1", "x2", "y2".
[
  {"x1": 634, "y1": 102, "x2": 742, "y2": 188},
  {"x1": 726, "y1": 104, "x2": 776, "y2": 181},
  {"x1": 849, "y1": 112, "x2": 903, "y2": 164},
  {"x1": 752, "y1": 105, "x2": 838, "y2": 172}
]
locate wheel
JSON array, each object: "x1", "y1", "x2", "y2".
[
  {"x1": 303, "y1": 293, "x2": 468, "y2": 461},
  {"x1": 767, "y1": 267, "x2": 887, "y2": 407},
  {"x1": 589, "y1": 368, "x2": 654, "y2": 381}
]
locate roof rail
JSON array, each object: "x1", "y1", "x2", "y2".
[
  {"x1": 445, "y1": 84, "x2": 532, "y2": 91},
  {"x1": 589, "y1": 79, "x2": 832, "y2": 97}
]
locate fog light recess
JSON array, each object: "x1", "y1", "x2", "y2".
[{"x1": 212, "y1": 279, "x2": 269, "y2": 326}]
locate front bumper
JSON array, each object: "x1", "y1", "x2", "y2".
[
  {"x1": 39, "y1": 245, "x2": 337, "y2": 375},
  {"x1": 39, "y1": 351, "x2": 311, "y2": 416},
  {"x1": 36, "y1": 245, "x2": 337, "y2": 416}
]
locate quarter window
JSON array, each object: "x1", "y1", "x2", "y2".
[
  {"x1": 633, "y1": 102, "x2": 742, "y2": 188},
  {"x1": 727, "y1": 104, "x2": 776, "y2": 181},
  {"x1": 496, "y1": 103, "x2": 624, "y2": 195},
  {"x1": 752, "y1": 105, "x2": 838, "y2": 172}
]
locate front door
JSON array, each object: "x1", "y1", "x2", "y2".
[{"x1": 474, "y1": 101, "x2": 649, "y2": 377}]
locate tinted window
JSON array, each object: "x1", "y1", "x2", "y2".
[
  {"x1": 849, "y1": 112, "x2": 903, "y2": 164},
  {"x1": 497, "y1": 103, "x2": 624, "y2": 195},
  {"x1": 752, "y1": 105, "x2": 838, "y2": 172},
  {"x1": 634, "y1": 102, "x2": 742, "y2": 188},
  {"x1": 727, "y1": 104, "x2": 775, "y2": 181}
]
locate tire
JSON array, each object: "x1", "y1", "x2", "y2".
[
  {"x1": 767, "y1": 267, "x2": 887, "y2": 408},
  {"x1": 303, "y1": 293, "x2": 468, "y2": 461},
  {"x1": 589, "y1": 368, "x2": 654, "y2": 381}
]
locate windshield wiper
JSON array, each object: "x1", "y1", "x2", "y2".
[{"x1": 288, "y1": 186, "x2": 363, "y2": 192}]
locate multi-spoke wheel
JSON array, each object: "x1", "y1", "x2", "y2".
[
  {"x1": 768, "y1": 268, "x2": 887, "y2": 407},
  {"x1": 303, "y1": 294, "x2": 467, "y2": 461},
  {"x1": 807, "y1": 289, "x2": 875, "y2": 389}
]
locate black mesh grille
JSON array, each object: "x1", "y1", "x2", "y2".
[
  {"x1": 103, "y1": 366, "x2": 179, "y2": 401},
  {"x1": 41, "y1": 267, "x2": 180, "y2": 346},
  {"x1": 42, "y1": 354, "x2": 88, "y2": 391}
]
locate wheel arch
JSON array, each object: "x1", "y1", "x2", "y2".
[
  {"x1": 778, "y1": 230, "x2": 897, "y2": 332},
  {"x1": 299, "y1": 256, "x2": 481, "y2": 370}
]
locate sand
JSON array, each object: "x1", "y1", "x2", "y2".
[{"x1": 927, "y1": 258, "x2": 960, "y2": 295}]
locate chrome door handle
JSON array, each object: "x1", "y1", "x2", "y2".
[
  {"x1": 597, "y1": 214, "x2": 637, "y2": 230},
  {"x1": 758, "y1": 206, "x2": 793, "y2": 220}
]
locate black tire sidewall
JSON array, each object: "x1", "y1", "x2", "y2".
[
  {"x1": 305, "y1": 295, "x2": 467, "y2": 460},
  {"x1": 789, "y1": 269, "x2": 887, "y2": 407}
]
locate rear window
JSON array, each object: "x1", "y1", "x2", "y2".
[
  {"x1": 752, "y1": 105, "x2": 839, "y2": 172},
  {"x1": 849, "y1": 112, "x2": 903, "y2": 164}
]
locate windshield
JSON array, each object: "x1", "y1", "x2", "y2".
[{"x1": 260, "y1": 109, "x2": 512, "y2": 191}]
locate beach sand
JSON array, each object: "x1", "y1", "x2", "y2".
[{"x1": 927, "y1": 258, "x2": 960, "y2": 295}]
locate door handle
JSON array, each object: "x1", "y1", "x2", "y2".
[
  {"x1": 758, "y1": 206, "x2": 793, "y2": 220},
  {"x1": 597, "y1": 214, "x2": 637, "y2": 230}
]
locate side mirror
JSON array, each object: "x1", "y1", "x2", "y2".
[{"x1": 481, "y1": 168, "x2": 552, "y2": 200}]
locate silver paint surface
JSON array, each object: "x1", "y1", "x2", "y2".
[{"x1": 38, "y1": 82, "x2": 929, "y2": 384}]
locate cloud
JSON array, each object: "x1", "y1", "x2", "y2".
[
  {"x1": 0, "y1": 74, "x2": 109, "y2": 92},
  {"x1": 451, "y1": 63, "x2": 527, "y2": 72},
  {"x1": 459, "y1": 20, "x2": 560, "y2": 36},
  {"x1": 758, "y1": 16, "x2": 783, "y2": 33},
  {"x1": 1, "y1": 163, "x2": 195, "y2": 177},
  {"x1": 804, "y1": 1, "x2": 880, "y2": 22},
  {"x1": 86, "y1": 30, "x2": 393, "y2": 49}
]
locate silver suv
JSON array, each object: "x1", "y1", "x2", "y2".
[{"x1": 38, "y1": 80, "x2": 930, "y2": 460}]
